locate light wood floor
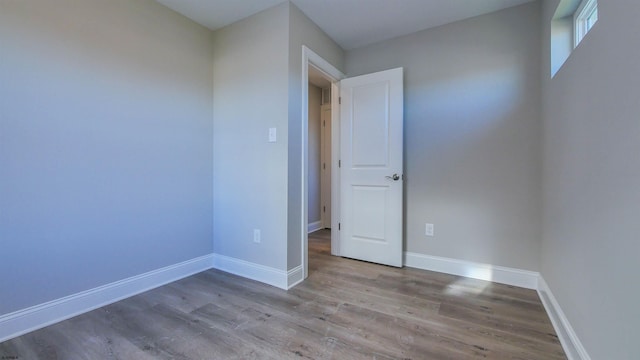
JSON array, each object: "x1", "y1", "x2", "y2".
[{"x1": 1, "y1": 230, "x2": 565, "y2": 359}]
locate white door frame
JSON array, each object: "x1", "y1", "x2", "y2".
[
  {"x1": 320, "y1": 103, "x2": 332, "y2": 229},
  {"x1": 301, "y1": 46, "x2": 344, "y2": 279}
]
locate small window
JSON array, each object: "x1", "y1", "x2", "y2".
[{"x1": 574, "y1": 0, "x2": 598, "y2": 47}]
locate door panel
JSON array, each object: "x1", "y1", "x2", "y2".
[
  {"x1": 339, "y1": 68, "x2": 403, "y2": 267},
  {"x1": 351, "y1": 185, "x2": 387, "y2": 241},
  {"x1": 351, "y1": 83, "x2": 389, "y2": 167}
]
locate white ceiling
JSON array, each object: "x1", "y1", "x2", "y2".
[
  {"x1": 156, "y1": 0, "x2": 535, "y2": 50},
  {"x1": 155, "y1": 0, "x2": 285, "y2": 31}
]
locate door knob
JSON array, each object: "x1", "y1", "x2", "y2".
[{"x1": 386, "y1": 173, "x2": 400, "y2": 181}]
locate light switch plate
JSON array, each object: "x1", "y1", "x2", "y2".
[
  {"x1": 268, "y1": 128, "x2": 277, "y2": 142},
  {"x1": 425, "y1": 223, "x2": 434, "y2": 237}
]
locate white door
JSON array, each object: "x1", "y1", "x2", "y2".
[
  {"x1": 320, "y1": 104, "x2": 332, "y2": 229},
  {"x1": 339, "y1": 68, "x2": 403, "y2": 267}
]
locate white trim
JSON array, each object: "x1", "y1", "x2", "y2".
[
  {"x1": 573, "y1": 0, "x2": 598, "y2": 48},
  {"x1": 537, "y1": 276, "x2": 592, "y2": 360},
  {"x1": 0, "y1": 248, "x2": 591, "y2": 360},
  {"x1": 0, "y1": 254, "x2": 213, "y2": 343},
  {"x1": 402, "y1": 251, "x2": 590, "y2": 359},
  {"x1": 307, "y1": 220, "x2": 323, "y2": 233},
  {"x1": 301, "y1": 45, "x2": 344, "y2": 281},
  {"x1": 404, "y1": 252, "x2": 539, "y2": 289},
  {"x1": 329, "y1": 81, "x2": 341, "y2": 257},
  {"x1": 287, "y1": 265, "x2": 304, "y2": 289},
  {"x1": 301, "y1": 48, "x2": 310, "y2": 292},
  {"x1": 304, "y1": 47, "x2": 344, "y2": 81},
  {"x1": 212, "y1": 254, "x2": 289, "y2": 290},
  {"x1": 320, "y1": 103, "x2": 333, "y2": 230}
]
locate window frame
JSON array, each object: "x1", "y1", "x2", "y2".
[{"x1": 574, "y1": 0, "x2": 598, "y2": 48}]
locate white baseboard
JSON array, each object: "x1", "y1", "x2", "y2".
[
  {"x1": 403, "y1": 252, "x2": 539, "y2": 289},
  {"x1": 537, "y1": 276, "x2": 592, "y2": 360},
  {"x1": 2, "y1": 253, "x2": 301, "y2": 343},
  {"x1": 212, "y1": 254, "x2": 289, "y2": 290},
  {"x1": 0, "y1": 254, "x2": 214, "y2": 343},
  {"x1": 287, "y1": 265, "x2": 304, "y2": 289},
  {"x1": 402, "y1": 252, "x2": 589, "y2": 359},
  {"x1": 3, "y1": 248, "x2": 588, "y2": 360},
  {"x1": 307, "y1": 221, "x2": 323, "y2": 233}
]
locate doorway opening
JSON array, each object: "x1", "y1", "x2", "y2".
[
  {"x1": 301, "y1": 46, "x2": 343, "y2": 280},
  {"x1": 307, "y1": 65, "x2": 333, "y2": 270}
]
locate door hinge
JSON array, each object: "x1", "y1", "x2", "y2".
[
  {"x1": 338, "y1": 223, "x2": 341, "y2": 230},
  {"x1": 323, "y1": 206, "x2": 326, "y2": 213},
  {"x1": 323, "y1": 163, "x2": 325, "y2": 170},
  {"x1": 339, "y1": 97, "x2": 342, "y2": 104},
  {"x1": 338, "y1": 160, "x2": 341, "y2": 168}
]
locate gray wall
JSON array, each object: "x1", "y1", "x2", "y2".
[
  {"x1": 212, "y1": 3, "x2": 290, "y2": 271},
  {"x1": 0, "y1": 0, "x2": 214, "y2": 315},
  {"x1": 287, "y1": 3, "x2": 345, "y2": 269},
  {"x1": 308, "y1": 85, "x2": 322, "y2": 225},
  {"x1": 345, "y1": 3, "x2": 543, "y2": 271},
  {"x1": 541, "y1": 1, "x2": 640, "y2": 358}
]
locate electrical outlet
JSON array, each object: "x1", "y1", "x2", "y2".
[
  {"x1": 425, "y1": 223, "x2": 434, "y2": 237},
  {"x1": 253, "y1": 229, "x2": 261, "y2": 243}
]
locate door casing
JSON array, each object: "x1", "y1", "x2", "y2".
[
  {"x1": 320, "y1": 103, "x2": 332, "y2": 229},
  {"x1": 301, "y1": 46, "x2": 343, "y2": 280}
]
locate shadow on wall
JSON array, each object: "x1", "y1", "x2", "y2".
[{"x1": 413, "y1": 65, "x2": 523, "y2": 147}]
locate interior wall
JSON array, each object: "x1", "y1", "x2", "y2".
[
  {"x1": 345, "y1": 3, "x2": 543, "y2": 271},
  {"x1": 287, "y1": 3, "x2": 345, "y2": 269},
  {"x1": 0, "y1": 0, "x2": 214, "y2": 315},
  {"x1": 541, "y1": 1, "x2": 640, "y2": 358},
  {"x1": 308, "y1": 84, "x2": 322, "y2": 226},
  {"x1": 211, "y1": 2, "x2": 344, "y2": 273},
  {"x1": 212, "y1": 3, "x2": 290, "y2": 271}
]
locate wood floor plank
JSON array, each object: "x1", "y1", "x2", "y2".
[{"x1": 0, "y1": 229, "x2": 566, "y2": 359}]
